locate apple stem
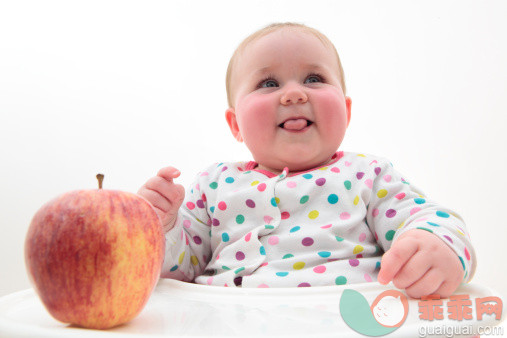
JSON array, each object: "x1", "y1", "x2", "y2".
[{"x1": 96, "y1": 174, "x2": 104, "y2": 189}]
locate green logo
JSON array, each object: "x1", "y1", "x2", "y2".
[{"x1": 339, "y1": 289, "x2": 409, "y2": 336}]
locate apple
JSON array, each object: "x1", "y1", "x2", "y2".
[{"x1": 24, "y1": 174, "x2": 165, "y2": 329}]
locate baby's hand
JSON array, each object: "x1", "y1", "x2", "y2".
[
  {"x1": 138, "y1": 167, "x2": 185, "y2": 233},
  {"x1": 377, "y1": 229, "x2": 464, "y2": 299}
]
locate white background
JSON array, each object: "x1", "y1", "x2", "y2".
[{"x1": 1, "y1": 0, "x2": 506, "y2": 302}]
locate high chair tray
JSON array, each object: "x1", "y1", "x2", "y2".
[{"x1": 0, "y1": 279, "x2": 504, "y2": 337}]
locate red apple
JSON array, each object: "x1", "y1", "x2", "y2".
[{"x1": 24, "y1": 174, "x2": 165, "y2": 329}]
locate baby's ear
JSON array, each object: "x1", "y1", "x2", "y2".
[
  {"x1": 225, "y1": 108, "x2": 243, "y2": 142},
  {"x1": 345, "y1": 96, "x2": 352, "y2": 127}
]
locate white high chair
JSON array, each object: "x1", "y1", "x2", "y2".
[{"x1": 0, "y1": 279, "x2": 504, "y2": 337}]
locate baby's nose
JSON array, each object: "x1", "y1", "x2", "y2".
[{"x1": 280, "y1": 84, "x2": 308, "y2": 105}]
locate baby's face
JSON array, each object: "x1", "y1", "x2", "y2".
[{"x1": 226, "y1": 28, "x2": 351, "y2": 173}]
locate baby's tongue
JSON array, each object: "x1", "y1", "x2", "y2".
[{"x1": 282, "y1": 119, "x2": 307, "y2": 131}]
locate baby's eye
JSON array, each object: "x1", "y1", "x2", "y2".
[
  {"x1": 304, "y1": 74, "x2": 323, "y2": 84},
  {"x1": 260, "y1": 79, "x2": 279, "y2": 88}
]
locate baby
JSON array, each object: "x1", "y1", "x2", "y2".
[{"x1": 138, "y1": 22, "x2": 475, "y2": 298}]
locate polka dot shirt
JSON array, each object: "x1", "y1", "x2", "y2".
[{"x1": 161, "y1": 151, "x2": 475, "y2": 288}]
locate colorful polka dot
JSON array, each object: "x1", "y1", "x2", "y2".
[
  {"x1": 328, "y1": 194, "x2": 339, "y2": 204},
  {"x1": 340, "y1": 212, "x2": 350, "y2": 220},
  {"x1": 276, "y1": 272, "x2": 289, "y2": 277},
  {"x1": 300, "y1": 195, "x2": 310, "y2": 204},
  {"x1": 410, "y1": 207, "x2": 421, "y2": 215},
  {"x1": 260, "y1": 246, "x2": 266, "y2": 255},
  {"x1": 209, "y1": 182, "x2": 218, "y2": 189},
  {"x1": 236, "y1": 214, "x2": 245, "y2": 224},
  {"x1": 385, "y1": 230, "x2": 395, "y2": 241},
  {"x1": 427, "y1": 222, "x2": 440, "y2": 227},
  {"x1": 308, "y1": 210, "x2": 319, "y2": 219},
  {"x1": 191, "y1": 256, "x2": 198, "y2": 266},
  {"x1": 335, "y1": 276, "x2": 347, "y2": 285},
  {"x1": 316, "y1": 178, "x2": 326, "y2": 186},
  {"x1": 313, "y1": 266, "x2": 326, "y2": 273},
  {"x1": 386, "y1": 209, "x2": 397, "y2": 218},
  {"x1": 287, "y1": 181, "x2": 297, "y2": 188},
  {"x1": 245, "y1": 232, "x2": 252, "y2": 242},
  {"x1": 257, "y1": 183, "x2": 267, "y2": 192},
  {"x1": 459, "y1": 256, "x2": 465, "y2": 271},
  {"x1": 281, "y1": 211, "x2": 290, "y2": 219},
  {"x1": 436, "y1": 211, "x2": 450, "y2": 218},
  {"x1": 359, "y1": 233, "x2": 366, "y2": 242},
  {"x1": 271, "y1": 197, "x2": 279, "y2": 207},
  {"x1": 365, "y1": 179, "x2": 373, "y2": 189},
  {"x1": 217, "y1": 201, "x2": 227, "y2": 211},
  {"x1": 302, "y1": 237, "x2": 314, "y2": 246},
  {"x1": 377, "y1": 189, "x2": 388, "y2": 198},
  {"x1": 318, "y1": 251, "x2": 331, "y2": 258},
  {"x1": 417, "y1": 227, "x2": 433, "y2": 233},
  {"x1": 465, "y1": 247, "x2": 471, "y2": 260},
  {"x1": 221, "y1": 233, "x2": 229, "y2": 242},
  {"x1": 290, "y1": 226, "x2": 301, "y2": 233},
  {"x1": 186, "y1": 201, "x2": 195, "y2": 210},
  {"x1": 246, "y1": 199, "x2": 256, "y2": 208},
  {"x1": 298, "y1": 283, "x2": 311, "y2": 287},
  {"x1": 268, "y1": 236, "x2": 279, "y2": 245},
  {"x1": 344, "y1": 180, "x2": 352, "y2": 190},
  {"x1": 293, "y1": 262, "x2": 305, "y2": 270},
  {"x1": 353, "y1": 195, "x2": 360, "y2": 205},
  {"x1": 303, "y1": 174, "x2": 313, "y2": 179},
  {"x1": 193, "y1": 236, "x2": 202, "y2": 244},
  {"x1": 395, "y1": 193, "x2": 405, "y2": 200},
  {"x1": 356, "y1": 172, "x2": 365, "y2": 180},
  {"x1": 353, "y1": 245, "x2": 364, "y2": 254},
  {"x1": 349, "y1": 259, "x2": 359, "y2": 267},
  {"x1": 225, "y1": 177, "x2": 234, "y2": 183},
  {"x1": 236, "y1": 251, "x2": 245, "y2": 261},
  {"x1": 414, "y1": 198, "x2": 426, "y2": 204},
  {"x1": 283, "y1": 254, "x2": 294, "y2": 259}
]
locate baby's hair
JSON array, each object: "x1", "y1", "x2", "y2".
[{"x1": 225, "y1": 22, "x2": 347, "y2": 108}]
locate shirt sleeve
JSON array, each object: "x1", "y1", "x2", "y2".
[
  {"x1": 160, "y1": 170, "x2": 213, "y2": 282},
  {"x1": 366, "y1": 158, "x2": 476, "y2": 282}
]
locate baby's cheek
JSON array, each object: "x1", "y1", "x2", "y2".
[
  {"x1": 235, "y1": 93, "x2": 277, "y2": 143},
  {"x1": 238, "y1": 93, "x2": 277, "y2": 120},
  {"x1": 314, "y1": 88, "x2": 347, "y2": 113},
  {"x1": 313, "y1": 89, "x2": 349, "y2": 128}
]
